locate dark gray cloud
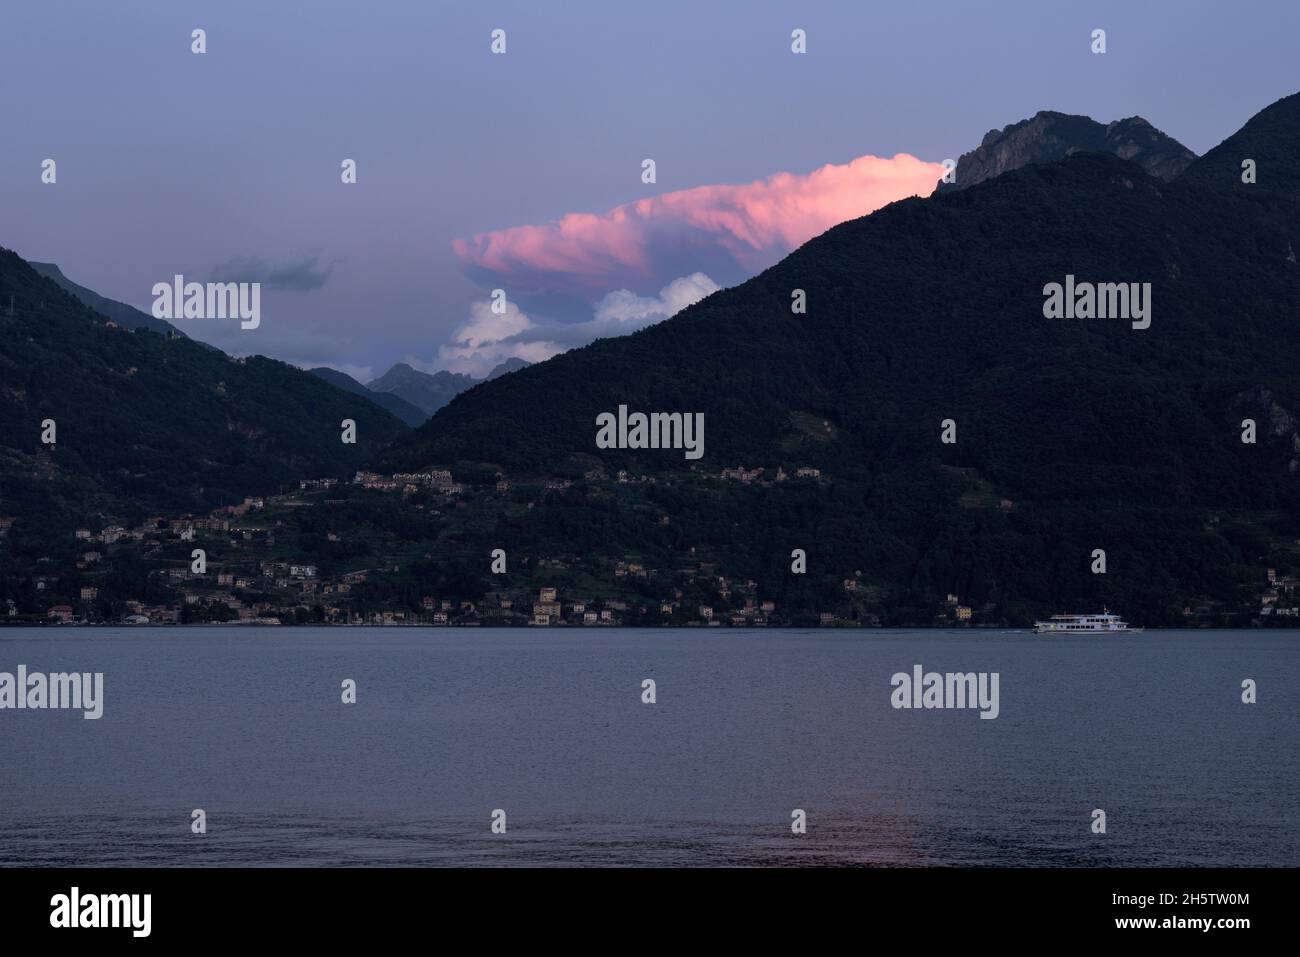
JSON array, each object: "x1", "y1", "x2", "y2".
[{"x1": 208, "y1": 255, "x2": 337, "y2": 291}]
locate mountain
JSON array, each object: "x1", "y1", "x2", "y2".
[
  {"x1": 937, "y1": 111, "x2": 1197, "y2": 193},
  {"x1": 485, "y1": 357, "x2": 531, "y2": 380},
  {"x1": 0, "y1": 248, "x2": 409, "y2": 536},
  {"x1": 368, "y1": 359, "x2": 532, "y2": 416},
  {"x1": 374, "y1": 94, "x2": 1300, "y2": 625},
  {"x1": 1177, "y1": 91, "x2": 1300, "y2": 199},
  {"x1": 307, "y1": 367, "x2": 428, "y2": 426},
  {"x1": 27, "y1": 261, "x2": 188, "y2": 339},
  {"x1": 368, "y1": 363, "x2": 476, "y2": 416}
]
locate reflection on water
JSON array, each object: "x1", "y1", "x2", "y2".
[{"x1": 1, "y1": 628, "x2": 1296, "y2": 867}]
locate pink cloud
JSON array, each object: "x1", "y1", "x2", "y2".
[{"x1": 453, "y1": 153, "x2": 945, "y2": 297}]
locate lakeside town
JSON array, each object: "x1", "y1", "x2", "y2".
[{"x1": 2, "y1": 464, "x2": 1298, "y2": 628}]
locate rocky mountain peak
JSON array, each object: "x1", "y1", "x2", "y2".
[{"x1": 939, "y1": 110, "x2": 1197, "y2": 192}]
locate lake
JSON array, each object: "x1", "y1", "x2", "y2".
[{"x1": 1, "y1": 627, "x2": 1296, "y2": 867}]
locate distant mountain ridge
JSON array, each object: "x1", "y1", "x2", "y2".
[
  {"x1": 306, "y1": 367, "x2": 428, "y2": 427},
  {"x1": 27, "y1": 261, "x2": 188, "y2": 339},
  {"x1": 484, "y1": 357, "x2": 531, "y2": 380},
  {"x1": 938, "y1": 110, "x2": 1197, "y2": 192},
  {"x1": 366, "y1": 358, "x2": 532, "y2": 417}
]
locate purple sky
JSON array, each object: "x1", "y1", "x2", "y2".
[{"x1": 4, "y1": 0, "x2": 1298, "y2": 381}]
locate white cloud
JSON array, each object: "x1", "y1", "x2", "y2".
[
  {"x1": 592, "y1": 272, "x2": 720, "y2": 325},
  {"x1": 447, "y1": 298, "x2": 534, "y2": 350},
  {"x1": 433, "y1": 272, "x2": 721, "y2": 376},
  {"x1": 435, "y1": 299, "x2": 559, "y2": 376}
]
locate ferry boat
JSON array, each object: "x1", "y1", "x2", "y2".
[{"x1": 1032, "y1": 609, "x2": 1142, "y2": 634}]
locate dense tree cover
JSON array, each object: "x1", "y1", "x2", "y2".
[
  {"x1": 372, "y1": 94, "x2": 1300, "y2": 622},
  {"x1": 4, "y1": 95, "x2": 1299, "y2": 626},
  {"x1": 0, "y1": 249, "x2": 409, "y2": 537}
]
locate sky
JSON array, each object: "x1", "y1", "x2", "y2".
[{"x1": 3, "y1": 0, "x2": 1298, "y2": 381}]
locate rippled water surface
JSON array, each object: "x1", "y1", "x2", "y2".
[{"x1": 1, "y1": 628, "x2": 1296, "y2": 866}]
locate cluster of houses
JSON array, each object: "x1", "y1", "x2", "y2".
[
  {"x1": 720, "y1": 465, "x2": 822, "y2": 484},
  {"x1": 22, "y1": 462, "x2": 1298, "y2": 628},
  {"x1": 1256, "y1": 568, "x2": 1300, "y2": 621},
  {"x1": 5, "y1": 470, "x2": 896, "y2": 624},
  {"x1": 352, "y1": 470, "x2": 464, "y2": 495}
]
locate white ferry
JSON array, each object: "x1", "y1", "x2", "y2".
[{"x1": 1032, "y1": 609, "x2": 1142, "y2": 634}]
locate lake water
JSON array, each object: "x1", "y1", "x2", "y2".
[{"x1": 1, "y1": 627, "x2": 1296, "y2": 867}]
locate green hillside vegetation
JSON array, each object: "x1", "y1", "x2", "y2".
[
  {"x1": 373, "y1": 93, "x2": 1300, "y2": 625},
  {"x1": 27, "y1": 261, "x2": 189, "y2": 339},
  {"x1": 0, "y1": 248, "x2": 409, "y2": 538}
]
